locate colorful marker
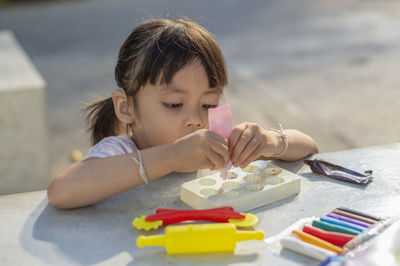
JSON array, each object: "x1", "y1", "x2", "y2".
[
  {"x1": 281, "y1": 235, "x2": 336, "y2": 261},
  {"x1": 302, "y1": 225, "x2": 355, "y2": 246},
  {"x1": 312, "y1": 220, "x2": 360, "y2": 235},
  {"x1": 326, "y1": 213, "x2": 370, "y2": 228},
  {"x1": 292, "y1": 230, "x2": 343, "y2": 254},
  {"x1": 332, "y1": 209, "x2": 376, "y2": 224},
  {"x1": 343, "y1": 219, "x2": 392, "y2": 252},
  {"x1": 320, "y1": 216, "x2": 365, "y2": 232},
  {"x1": 337, "y1": 207, "x2": 381, "y2": 222}
]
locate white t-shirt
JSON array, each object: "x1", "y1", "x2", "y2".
[{"x1": 85, "y1": 135, "x2": 138, "y2": 159}]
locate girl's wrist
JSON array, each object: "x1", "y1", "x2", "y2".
[
  {"x1": 138, "y1": 144, "x2": 176, "y2": 183},
  {"x1": 164, "y1": 143, "x2": 181, "y2": 173},
  {"x1": 158, "y1": 143, "x2": 179, "y2": 175},
  {"x1": 264, "y1": 130, "x2": 285, "y2": 157}
]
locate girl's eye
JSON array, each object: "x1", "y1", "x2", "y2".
[
  {"x1": 202, "y1": 104, "x2": 217, "y2": 109},
  {"x1": 164, "y1": 103, "x2": 183, "y2": 109}
]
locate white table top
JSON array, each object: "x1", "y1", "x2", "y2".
[{"x1": 1, "y1": 143, "x2": 400, "y2": 265}]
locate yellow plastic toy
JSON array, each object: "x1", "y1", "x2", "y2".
[{"x1": 137, "y1": 223, "x2": 264, "y2": 254}]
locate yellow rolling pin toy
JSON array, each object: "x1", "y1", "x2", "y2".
[{"x1": 137, "y1": 223, "x2": 264, "y2": 254}]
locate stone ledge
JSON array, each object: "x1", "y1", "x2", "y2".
[
  {"x1": 0, "y1": 30, "x2": 49, "y2": 195},
  {"x1": 0, "y1": 30, "x2": 46, "y2": 92}
]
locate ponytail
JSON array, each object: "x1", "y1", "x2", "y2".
[{"x1": 83, "y1": 96, "x2": 118, "y2": 145}]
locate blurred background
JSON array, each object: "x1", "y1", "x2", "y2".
[{"x1": 0, "y1": 0, "x2": 399, "y2": 188}]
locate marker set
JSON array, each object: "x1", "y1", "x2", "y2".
[{"x1": 280, "y1": 207, "x2": 391, "y2": 261}]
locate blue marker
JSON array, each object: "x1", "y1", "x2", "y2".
[{"x1": 320, "y1": 216, "x2": 365, "y2": 232}]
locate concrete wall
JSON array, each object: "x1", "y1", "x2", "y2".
[{"x1": 0, "y1": 30, "x2": 49, "y2": 195}]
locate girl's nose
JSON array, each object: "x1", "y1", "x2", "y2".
[{"x1": 184, "y1": 112, "x2": 203, "y2": 129}]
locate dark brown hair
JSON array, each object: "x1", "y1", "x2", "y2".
[{"x1": 84, "y1": 18, "x2": 228, "y2": 145}]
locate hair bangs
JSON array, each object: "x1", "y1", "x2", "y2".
[{"x1": 140, "y1": 19, "x2": 227, "y2": 89}]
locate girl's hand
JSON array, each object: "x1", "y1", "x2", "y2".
[
  {"x1": 171, "y1": 129, "x2": 230, "y2": 172},
  {"x1": 229, "y1": 122, "x2": 278, "y2": 168}
]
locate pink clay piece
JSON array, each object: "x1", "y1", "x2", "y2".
[{"x1": 208, "y1": 105, "x2": 232, "y2": 179}]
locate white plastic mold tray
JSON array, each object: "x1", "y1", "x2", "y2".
[{"x1": 180, "y1": 160, "x2": 301, "y2": 212}]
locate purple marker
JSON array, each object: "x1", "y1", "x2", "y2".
[{"x1": 327, "y1": 213, "x2": 370, "y2": 228}]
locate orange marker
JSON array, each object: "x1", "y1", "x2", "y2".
[{"x1": 292, "y1": 230, "x2": 343, "y2": 254}]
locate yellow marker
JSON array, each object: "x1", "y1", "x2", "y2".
[
  {"x1": 293, "y1": 230, "x2": 343, "y2": 254},
  {"x1": 137, "y1": 223, "x2": 264, "y2": 254}
]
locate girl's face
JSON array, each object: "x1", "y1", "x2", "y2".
[{"x1": 131, "y1": 60, "x2": 223, "y2": 149}]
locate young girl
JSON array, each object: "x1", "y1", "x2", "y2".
[{"x1": 48, "y1": 18, "x2": 318, "y2": 209}]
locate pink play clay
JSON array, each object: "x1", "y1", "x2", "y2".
[{"x1": 208, "y1": 105, "x2": 232, "y2": 179}]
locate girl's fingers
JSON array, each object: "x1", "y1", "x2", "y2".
[
  {"x1": 207, "y1": 131, "x2": 229, "y2": 149},
  {"x1": 235, "y1": 137, "x2": 261, "y2": 166},
  {"x1": 229, "y1": 123, "x2": 247, "y2": 151},
  {"x1": 231, "y1": 128, "x2": 253, "y2": 163},
  {"x1": 206, "y1": 147, "x2": 226, "y2": 170},
  {"x1": 204, "y1": 157, "x2": 216, "y2": 170},
  {"x1": 210, "y1": 141, "x2": 230, "y2": 166},
  {"x1": 239, "y1": 144, "x2": 266, "y2": 168}
]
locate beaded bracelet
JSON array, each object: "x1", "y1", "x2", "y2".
[
  {"x1": 131, "y1": 149, "x2": 148, "y2": 184},
  {"x1": 268, "y1": 123, "x2": 293, "y2": 158}
]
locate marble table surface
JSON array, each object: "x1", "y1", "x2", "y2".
[{"x1": 1, "y1": 143, "x2": 400, "y2": 265}]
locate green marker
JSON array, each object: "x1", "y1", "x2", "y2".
[{"x1": 312, "y1": 220, "x2": 360, "y2": 235}]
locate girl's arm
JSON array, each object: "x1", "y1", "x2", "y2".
[
  {"x1": 260, "y1": 129, "x2": 319, "y2": 161},
  {"x1": 48, "y1": 129, "x2": 230, "y2": 209},
  {"x1": 47, "y1": 144, "x2": 175, "y2": 209}
]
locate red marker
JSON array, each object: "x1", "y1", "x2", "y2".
[{"x1": 303, "y1": 225, "x2": 355, "y2": 246}]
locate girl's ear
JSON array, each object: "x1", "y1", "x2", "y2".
[{"x1": 112, "y1": 90, "x2": 135, "y2": 124}]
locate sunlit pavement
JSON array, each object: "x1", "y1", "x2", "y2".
[{"x1": 1, "y1": 0, "x2": 399, "y2": 175}]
